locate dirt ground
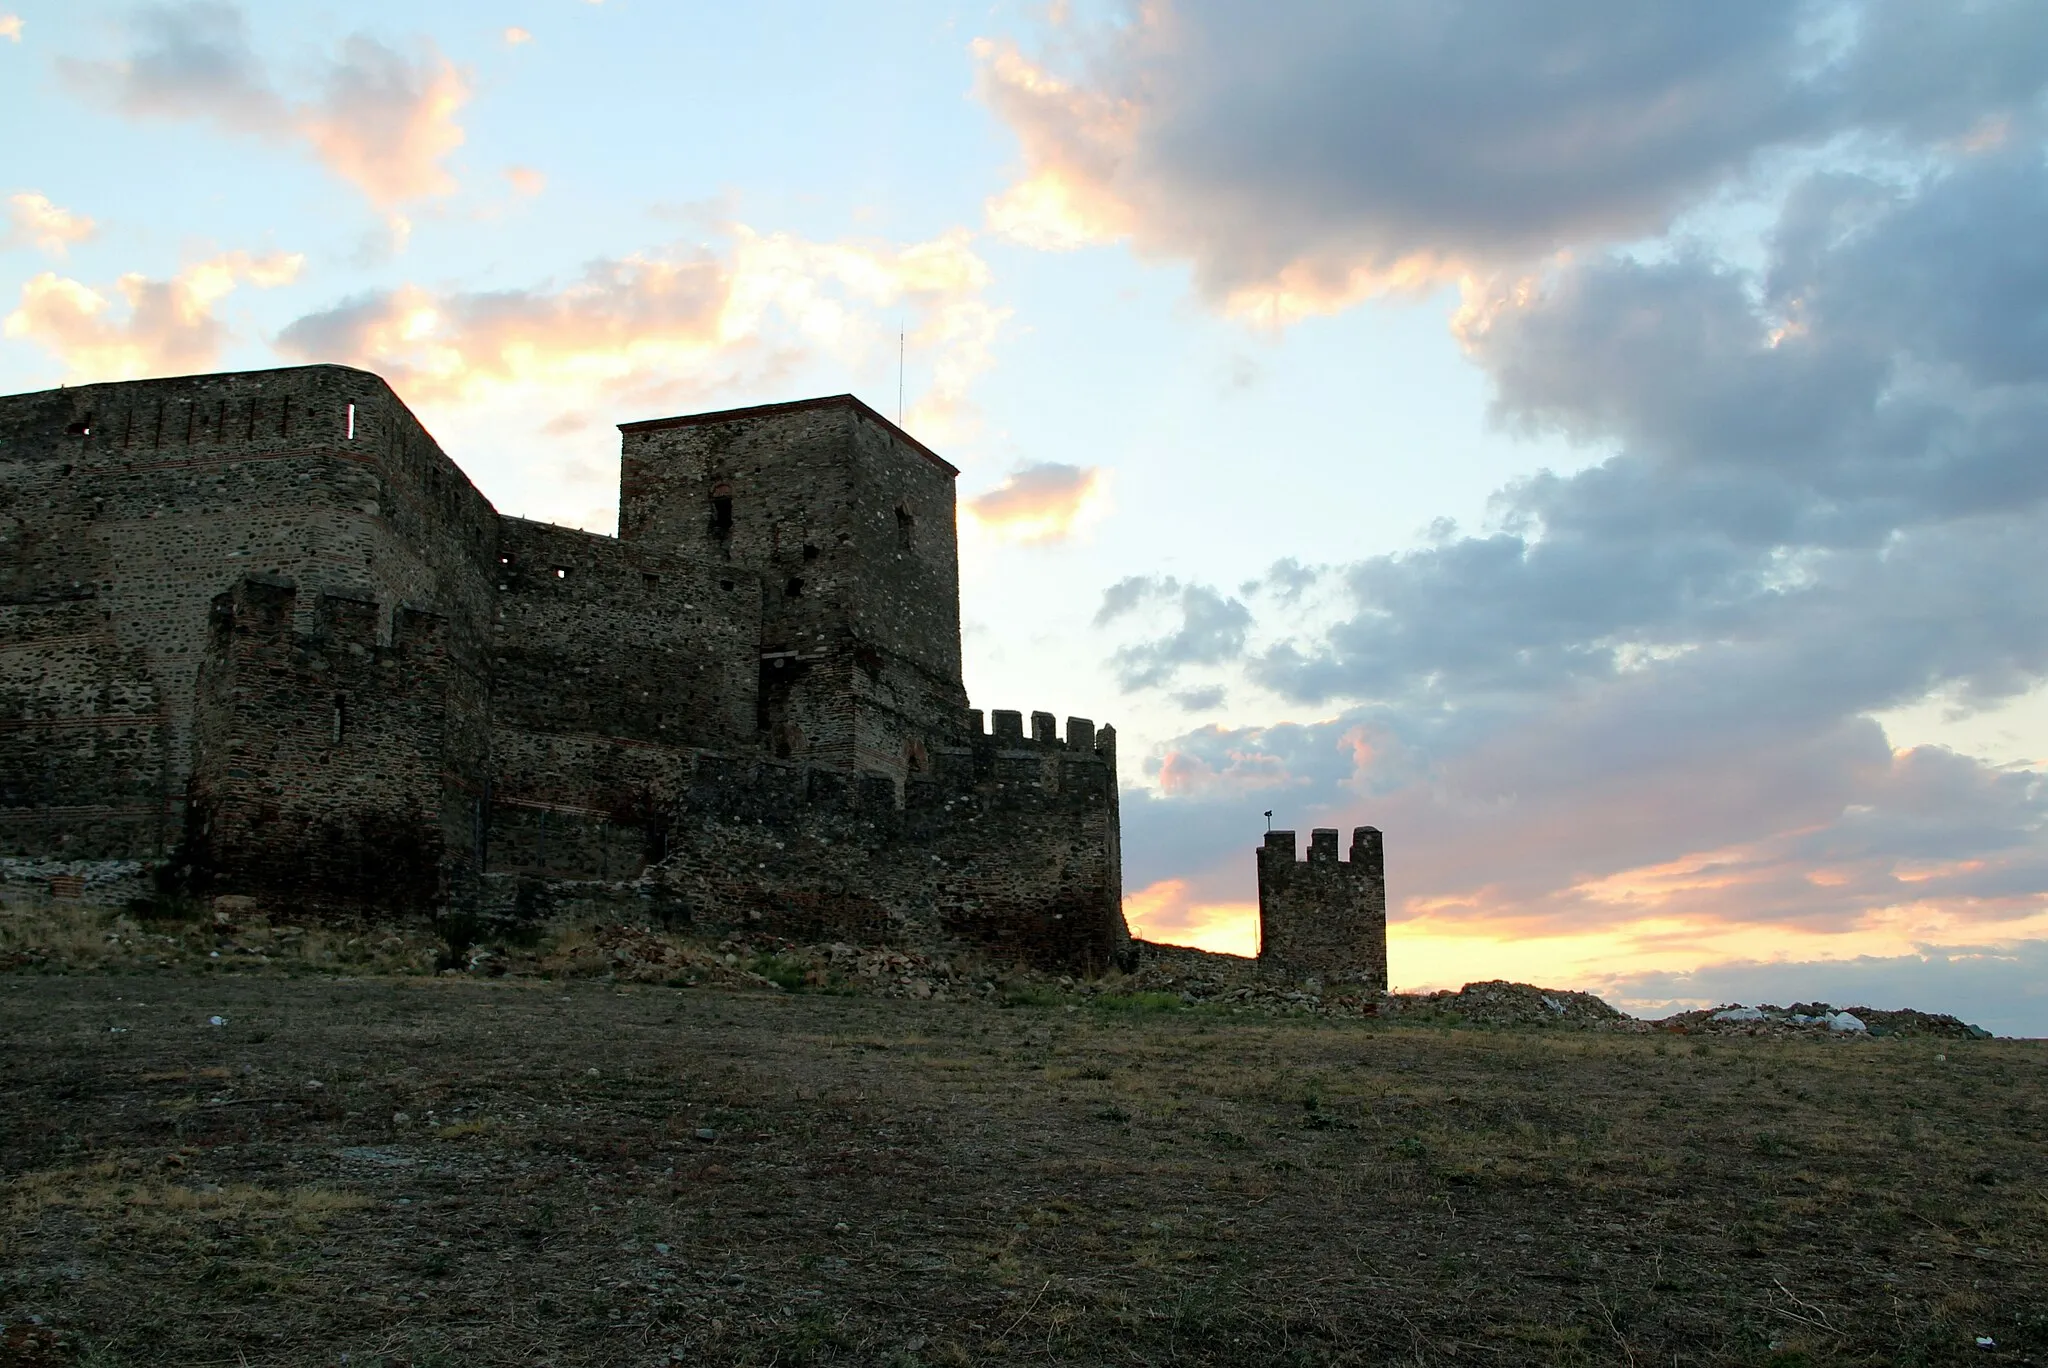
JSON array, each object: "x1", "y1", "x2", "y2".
[{"x1": 2, "y1": 970, "x2": 2044, "y2": 1367}]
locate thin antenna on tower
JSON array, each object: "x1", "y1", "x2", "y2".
[{"x1": 897, "y1": 326, "x2": 905, "y2": 426}]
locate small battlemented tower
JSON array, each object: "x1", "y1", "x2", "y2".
[{"x1": 1256, "y1": 827, "x2": 1387, "y2": 990}]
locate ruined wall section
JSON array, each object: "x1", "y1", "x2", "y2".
[
  {"x1": 484, "y1": 516, "x2": 761, "y2": 880},
  {"x1": 186, "y1": 577, "x2": 477, "y2": 913},
  {"x1": 0, "y1": 366, "x2": 499, "y2": 859},
  {"x1": 1256, "y1": 827, "x2": 1387, "y2": 990},
  {"x1": 648, "y1": 709, "x2": 1128, "y2": 970}
]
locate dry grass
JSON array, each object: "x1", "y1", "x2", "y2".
[{"x1": 0, "y1": 967, "x2": 2043, "y2": 1366}]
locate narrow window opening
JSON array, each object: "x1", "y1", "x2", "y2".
[
  {"x1": 801, "y1": 542, "x2": 819, "y2": 562},
  {"x1": 896, "y1": 504, "x2": 916, "y2": 549},
  {"x1": 346, "y1": 403, "x2": 356, "y2": 440},
  {"x1": 711, "y1": 496, "x2": 734, "y2": 536},
  {"x1": 331, "y1": 693, "x2": 348, "y2": 745},
  {"x1": 642, "y1": 572, "x2": 661, "y2": 591},
  {"x1": 719, "y1": 578, "x2": 735, "y2": 591},
  {"x1": 784, "y1": 577, "x2": 804, "y2": 598},
  {"x1": 65, "y1": 416, "x2": 93, "y2": 437}
]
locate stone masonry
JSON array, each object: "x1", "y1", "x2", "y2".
[
  {"x1": 0, "y1": 365, "x2": 1129, "y2": 970},
  {"x1": 1256, "y1": 827, "x2": 1387, "y2": 990}
]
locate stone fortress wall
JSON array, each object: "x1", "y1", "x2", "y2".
[{"x1": 0, "y1": 364, "x2": 1130, "y2": 970}]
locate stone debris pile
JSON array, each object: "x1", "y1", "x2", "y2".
[
  {"x1": 1382, "y1": 979, "x2": 1627, "y2": 1027},
  {"x1": 1659, "y1": 1001, "x2": 1993, "y2": 1039}
]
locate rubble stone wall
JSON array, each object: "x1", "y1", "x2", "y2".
[
  {"x1": 185, "y1": 577, "x2": 479, "y2": 913},
  {"x1": 1256, "y1": 827, "x2": 1387, "y2": 990},
  {"x1": 617, "y1": 397, "x2": 969, "y2": 779},
  {"x1": 0, "y1": 366, "x2": 498, "y2": 866},
  {"x1": 652, "y1": 712, "x2": 1126, "y2": 970}
]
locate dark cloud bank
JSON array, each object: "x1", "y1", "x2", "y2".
[
  {"x1": 1056, "y1": 2, "x2": 2048, "y2": 1033},
  {"x1": 991, "y1": 0, "x2": 2048, "y2": 299}
]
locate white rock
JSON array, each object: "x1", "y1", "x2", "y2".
[
  {"x1": 1712, "y1": 1006, "x2": 1766, "y2": 1022},
  {"x1": 1829, "y1": 1011, "x2": 1867, "y2": 1033}
]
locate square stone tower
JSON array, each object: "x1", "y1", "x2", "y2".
[
  {"x1": 615, "y1": 395, "x2": 970, "y2": 780},
  {"x1": 1256, "y1": 827, "x2": 1387, "y2": 989}
]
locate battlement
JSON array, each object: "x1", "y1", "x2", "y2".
[
  {"x1": 208, "y1": 576, "x2": 450, "y2": 662},
  {"x1": 1261, "y1": 826, "x2": 1383, "y2": 874},
  {"x1": 970, "y1": 708, "x2": 1116, "y2": 762}
]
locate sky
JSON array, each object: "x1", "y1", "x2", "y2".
[{"x1": 5, "y1": 1, "x2": 2048, "y2": 1036}]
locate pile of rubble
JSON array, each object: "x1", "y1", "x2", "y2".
[
  {"x1": 1384, "y1": 979, "x2": 1627, "y2": 1027},
  {"x1": 1657, "y1": 1001, "x2": 1993, "y2": 1039}
]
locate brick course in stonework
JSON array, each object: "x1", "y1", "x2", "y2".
[{"x1": 0, "y1": 366, "x2": 1129, "y2": 969}]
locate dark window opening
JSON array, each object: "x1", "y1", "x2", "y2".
[
  {"x1": 642, "y1": 572, "x2": 661, "y2": 591},
  {"x1": 802, "y1": 542, "x2": 819, "y2": 561},
  {"x1": 719, "y1": 578, "x2": 734, "y2": 591},
  {"x1": 784, "y1": 577, "x2": 804, "y2": 598},
  {"x1": 331, "y1": 694, "x2": 348, "y2": 745},
  {"x1": 896, "y1": 504, "x2": 916, "y2": 549},
  {"x1": 711, "y1": 481, "x2": 734, "y2": 537},
  {"x1": 65, "y1": 416, "x2": 93, "y2": 437}
]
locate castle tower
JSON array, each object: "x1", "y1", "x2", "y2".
[
  {"x1": 1256, "y1": 826, "x2": 1387, "y2": 990},
  {"x1": 614, "y1": 396, "x2": 969, "y2": 780}
]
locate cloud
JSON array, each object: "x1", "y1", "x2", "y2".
[
  {"x1": 0, "y1": 14, "x2": 22, "y2": 43},
  {"x1": 503, "y1": 27, "x2": 533, "y2": 46},
  {"x1": 61, "y1": 4, "x2": 468, "y2": 209},
  {"x1": 1093, "y1": 575, "x2": 1251, "y2": 689},
  {"x1": 505, "y1": 166, "x2": 546, "y2": 196},
  {"x1": 976, "y1": 0, "x2": 2048, "y2": 316},
  {"x1": 965, "y1": 461, "x2": 1105, "y2": 542},
  {"x1": 4, "y1": 192, "x2": 98, "y2": 256},
  {"x1": 275, "y1": 226, "x2": 1006, "y2": 437},
  {"x1": 1104, "y1": 148, "x2": 2048, "y2": 1013},
  {"x1": 4, "y1": 250, "x2": 303, "y2": 380},
  {"x1": 296, "y1": 35, "x2": 467, "y2": 206}
]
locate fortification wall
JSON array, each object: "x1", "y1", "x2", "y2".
[
  {"x1": 0, "y1": 366, "x2": 499, "y2": 859},
  {"x1": 0, "y1": 594, "x2": 165, "y2": 859},
  {"x1": 490, "y1": 517, "x2": 759, "y2": 751},
  {"x1": 649, "y1": 709, "x2": 1127, "y2": 969},
  {"x1": 1256, "y1": 827, "x2": 1387, "y2": 990},
  {"x1": 185, "y1": 576, "x2": 481, "y2": 913},
  {"x1": 0, "y1": 369, "x2": 1133, "y2": 975}
]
